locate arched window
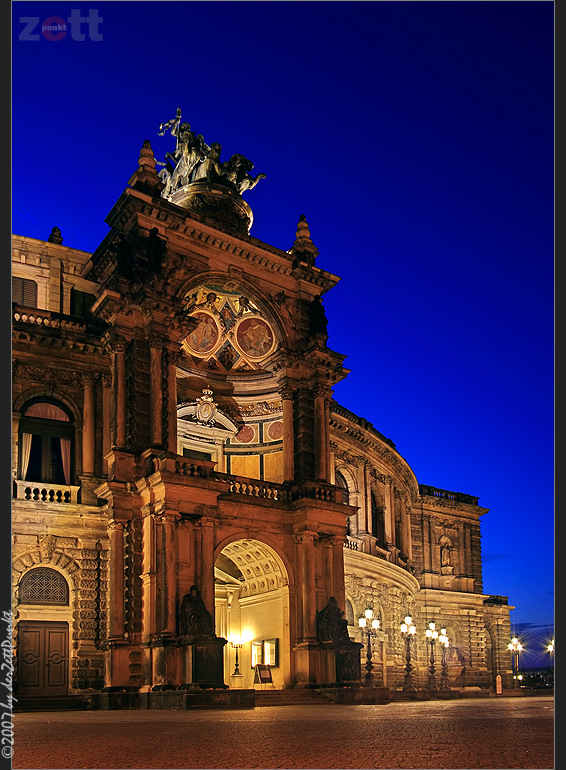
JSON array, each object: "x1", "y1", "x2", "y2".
[
  {"x1": 335, "y1": 471, "x2": 349, "y2": 504},
  {"x1": 345, "y1": 599, "x2": 355, "y2": 626},
  {"x1": 371, "y1": 490, "x2": 387, "y2": 548},
  {"x1": 19, "y1": 399, "x2": 74, "y2": 485},
  {"x1": 20, "y1": 568, "x2": 69, "y2": 605}
]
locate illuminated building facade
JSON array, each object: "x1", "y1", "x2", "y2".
[{"x1": 12, "y1": 120, "x2": 514, "y2": 705}]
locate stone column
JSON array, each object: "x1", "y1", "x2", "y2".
[
  {"x1": 297, "y1": 532, "x2": 318, "y2": 642},
  {"x1": 149, "y1": 338, "x2": 163, "y2": 448},
  {"x1": 156, "y1": 511, "x2": 179, "y2": 636},
  {"x1": 156, "y1": 512, "x2": 179, "y2": 636},
  {"x1": 164, "y1": 347, "x2": 179, "y2": 454},
  {"x1": 82, "y1": 373, "x2": 96, "y2": 475},
  {"x1": 313, "y1": 387, "x2": 327, "y2": 481},
  {"x1": 383, "y1": 476, "x2": 394, "y2": 545},
  {"x1": 389, "y1": 483, "x2": 398, "y2": 548},
  {"x1": 102, "y1": 374, "x2": 112, "y2": 476},
  {"x1": 400, "y1": 494, "x2": 412, "y2": 559},
  {"x1": 364, "y1": 463, "x2": 373, "y2": 535},
  {"x1": 280, "y1": 386, "x2": 295, "y2": 482},
  {"x1": 107, "y1": 520, "x2": 125, "y2": 641},
  {"x1": 460, "y1": 523, "x2": 469, "y2": 576},
  {"x1": 112, "y1": 339, "x2": 127, "y2": 449},
  {"x1": 323, "y1": 395, "x2": 332, "y2": 480},
  {"x1": 140, "y1": 507, "x2": 156, "y2": 641},
  {"x1": 199, "y1": 517, "x2": 216, "y2": 627},
  {"x1": 330, "y1": 535, "x2": 346, "y2": 610}
]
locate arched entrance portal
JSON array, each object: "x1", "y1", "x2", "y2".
[{"x1": 215, "y1": 540, "x2": 290, "y2": 690}]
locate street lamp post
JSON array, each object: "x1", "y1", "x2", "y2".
[
  {"x1": 425, "y1": 622, "x2": 439, "y2": 693},
  {"x1": 358, "y1": 608, "x2": 380, "y2": 687},
  {"x1": 438, "y1": 628, "x2": 451, "y2": 692},
  {"x1": 230, "y1": 641, "x2": 243, "y2": 677},
  {"x1": 546, "y1": 639, "x2": 554, "y2": 686},
  {"x1": 508, "y1": 637, "x2": 523, "y2": 688},
  {"x1": 400, "y1": 615, "x2": 417, "y2": 694}
]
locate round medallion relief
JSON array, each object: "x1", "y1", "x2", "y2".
[
  {"x1": 185, "y1": 312, "x2": 219, "y2": 355},
  {"x1": 235, "y1": 317, "x2": 275, "y2": 359},
  {"x1": 235, "y1": 425, "x2": 255, "y2": 443},
  {"x1": 267, "y1": 421, "x2": 284, "y2": 440}
]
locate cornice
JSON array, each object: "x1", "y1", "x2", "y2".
[
  {"x1": 329, "y1": 406, "x2": 419, "y2": 501},
  {"x1": 100, "y1": 189, "x2": 340, "y2": 292}
]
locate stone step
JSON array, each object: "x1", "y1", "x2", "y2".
[
  {"x1": 14, "y1": 696, "x2": 89, "y2": 712},
  {"x1": 254, "y1": 689, "x2": 335, "y2": 707}
]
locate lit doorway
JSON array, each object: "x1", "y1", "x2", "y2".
[{"x1": 215, "y1": 540, "x2": 290, "y2": 689}]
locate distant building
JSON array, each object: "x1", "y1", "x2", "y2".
[{"x1": 12, "y1": 117, "x2": 514, "y2": 705}]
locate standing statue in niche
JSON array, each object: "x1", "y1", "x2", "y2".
[
  {"x1": 309, "y1": 295, "x2": 328, "y2": 336},
  {"x1": 180, "y1": 585, "x2": 215, "y2": 637},
  {"x1": 318, "y1": 597, "x2": 350, "y2": 644},
  {"x1": 146, "y1": 228, "x2": 166, "y2": 273},
  {"x1": 441, "y1": 543, "x2": 451, "y2": 567}
]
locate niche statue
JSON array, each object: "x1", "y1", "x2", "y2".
[
  {"x1": 180, "y1": 585, "x2": 214, "y2": 638},
  {"x1": 318, "y1": 596, "x2": 350, "y2": 644}
]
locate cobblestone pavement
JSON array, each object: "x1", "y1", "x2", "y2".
[{"x1": 12, "y1": 696, "x2": 553, "y2": 770}]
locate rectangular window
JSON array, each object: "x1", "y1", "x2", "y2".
[
  {"x1": 70, "y1": 289, "x2": 96, "y2": 319},
  {"x1": 12, "y1": 276, "x2": 38, "y2": 307}
]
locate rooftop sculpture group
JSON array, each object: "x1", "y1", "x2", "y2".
[{"x1": 157, "y1": 109, "x2": 266, "y2": 199}]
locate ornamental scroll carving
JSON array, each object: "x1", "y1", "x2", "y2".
[{"x1": 12, "y1": 363, "x2": 83, "y2": 388}]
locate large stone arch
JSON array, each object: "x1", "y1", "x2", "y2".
[{"x1": 214, "y1": 537, "x2": 292, "y2": 689}]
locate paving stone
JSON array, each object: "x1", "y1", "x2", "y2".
[{"x1": 12, "y1": 695, "x2": 554, "y2": 769}]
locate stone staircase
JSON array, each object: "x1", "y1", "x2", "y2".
[
  {"x1": 14, "y1": 695, "x2": 89, "y2": 712},
  {"x1": 253, "y1": 688, "x2": 337, "y2": 707}
]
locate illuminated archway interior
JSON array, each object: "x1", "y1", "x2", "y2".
[{"x1": 215, "y1": 539, "x2": 289, "y2": 689}]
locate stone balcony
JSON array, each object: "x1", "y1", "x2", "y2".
[{"x1": 13, "y1": 480, "x2": 81, "y2": 504}]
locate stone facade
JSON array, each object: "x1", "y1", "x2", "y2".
[{"x1": 11, "y1": 136, "x2": 514, "y2": 701}]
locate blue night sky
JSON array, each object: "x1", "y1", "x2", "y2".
[{"x1": 12, "y1": 1, "x2": 554, "y2": 666}]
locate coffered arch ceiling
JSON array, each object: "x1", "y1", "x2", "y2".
[{"x1": 216, "y1": 539, "x2": 288, "y2": 599}]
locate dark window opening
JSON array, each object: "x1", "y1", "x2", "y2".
[
  {"x1": 335, "y1": 471, "x2": 349, "y2": 504},
  {"x1": 372, "y1": 492, "x2": 386, "y2": 548},
  {"x1": 182, "y1": 447, "x2": 212, "y2": 461},
  {"x1": 70, "y1": 289, "x2": 96, "y2": 319},
  {"x1": 19, "y1": 400, "x2": 74, "y2": 485},
  {"x1": 12, "y1": 276, "x2": 38, "y2": 308}
]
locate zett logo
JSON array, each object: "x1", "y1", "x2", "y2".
[{"x1": 18, "y1": 9, "x2": 103, "y2": 41}]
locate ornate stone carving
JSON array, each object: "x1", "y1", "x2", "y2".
[
  {"x1": 39, "y1": 535, "x2": 57, "y2": 562},
  {"x1": 12, "y1": 362, "x2": 83, "y2": 387},
  {"x1": 195, "y1": 385, "x2": 218, "y2": 426}
]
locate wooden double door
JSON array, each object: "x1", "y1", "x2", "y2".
[{"x1": 17, "y1": 621, "x2": 69, "y2": 697}]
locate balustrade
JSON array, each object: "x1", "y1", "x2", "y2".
[{"x1": 13, "y1": 480, "x2": 80, "y2": 504}]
